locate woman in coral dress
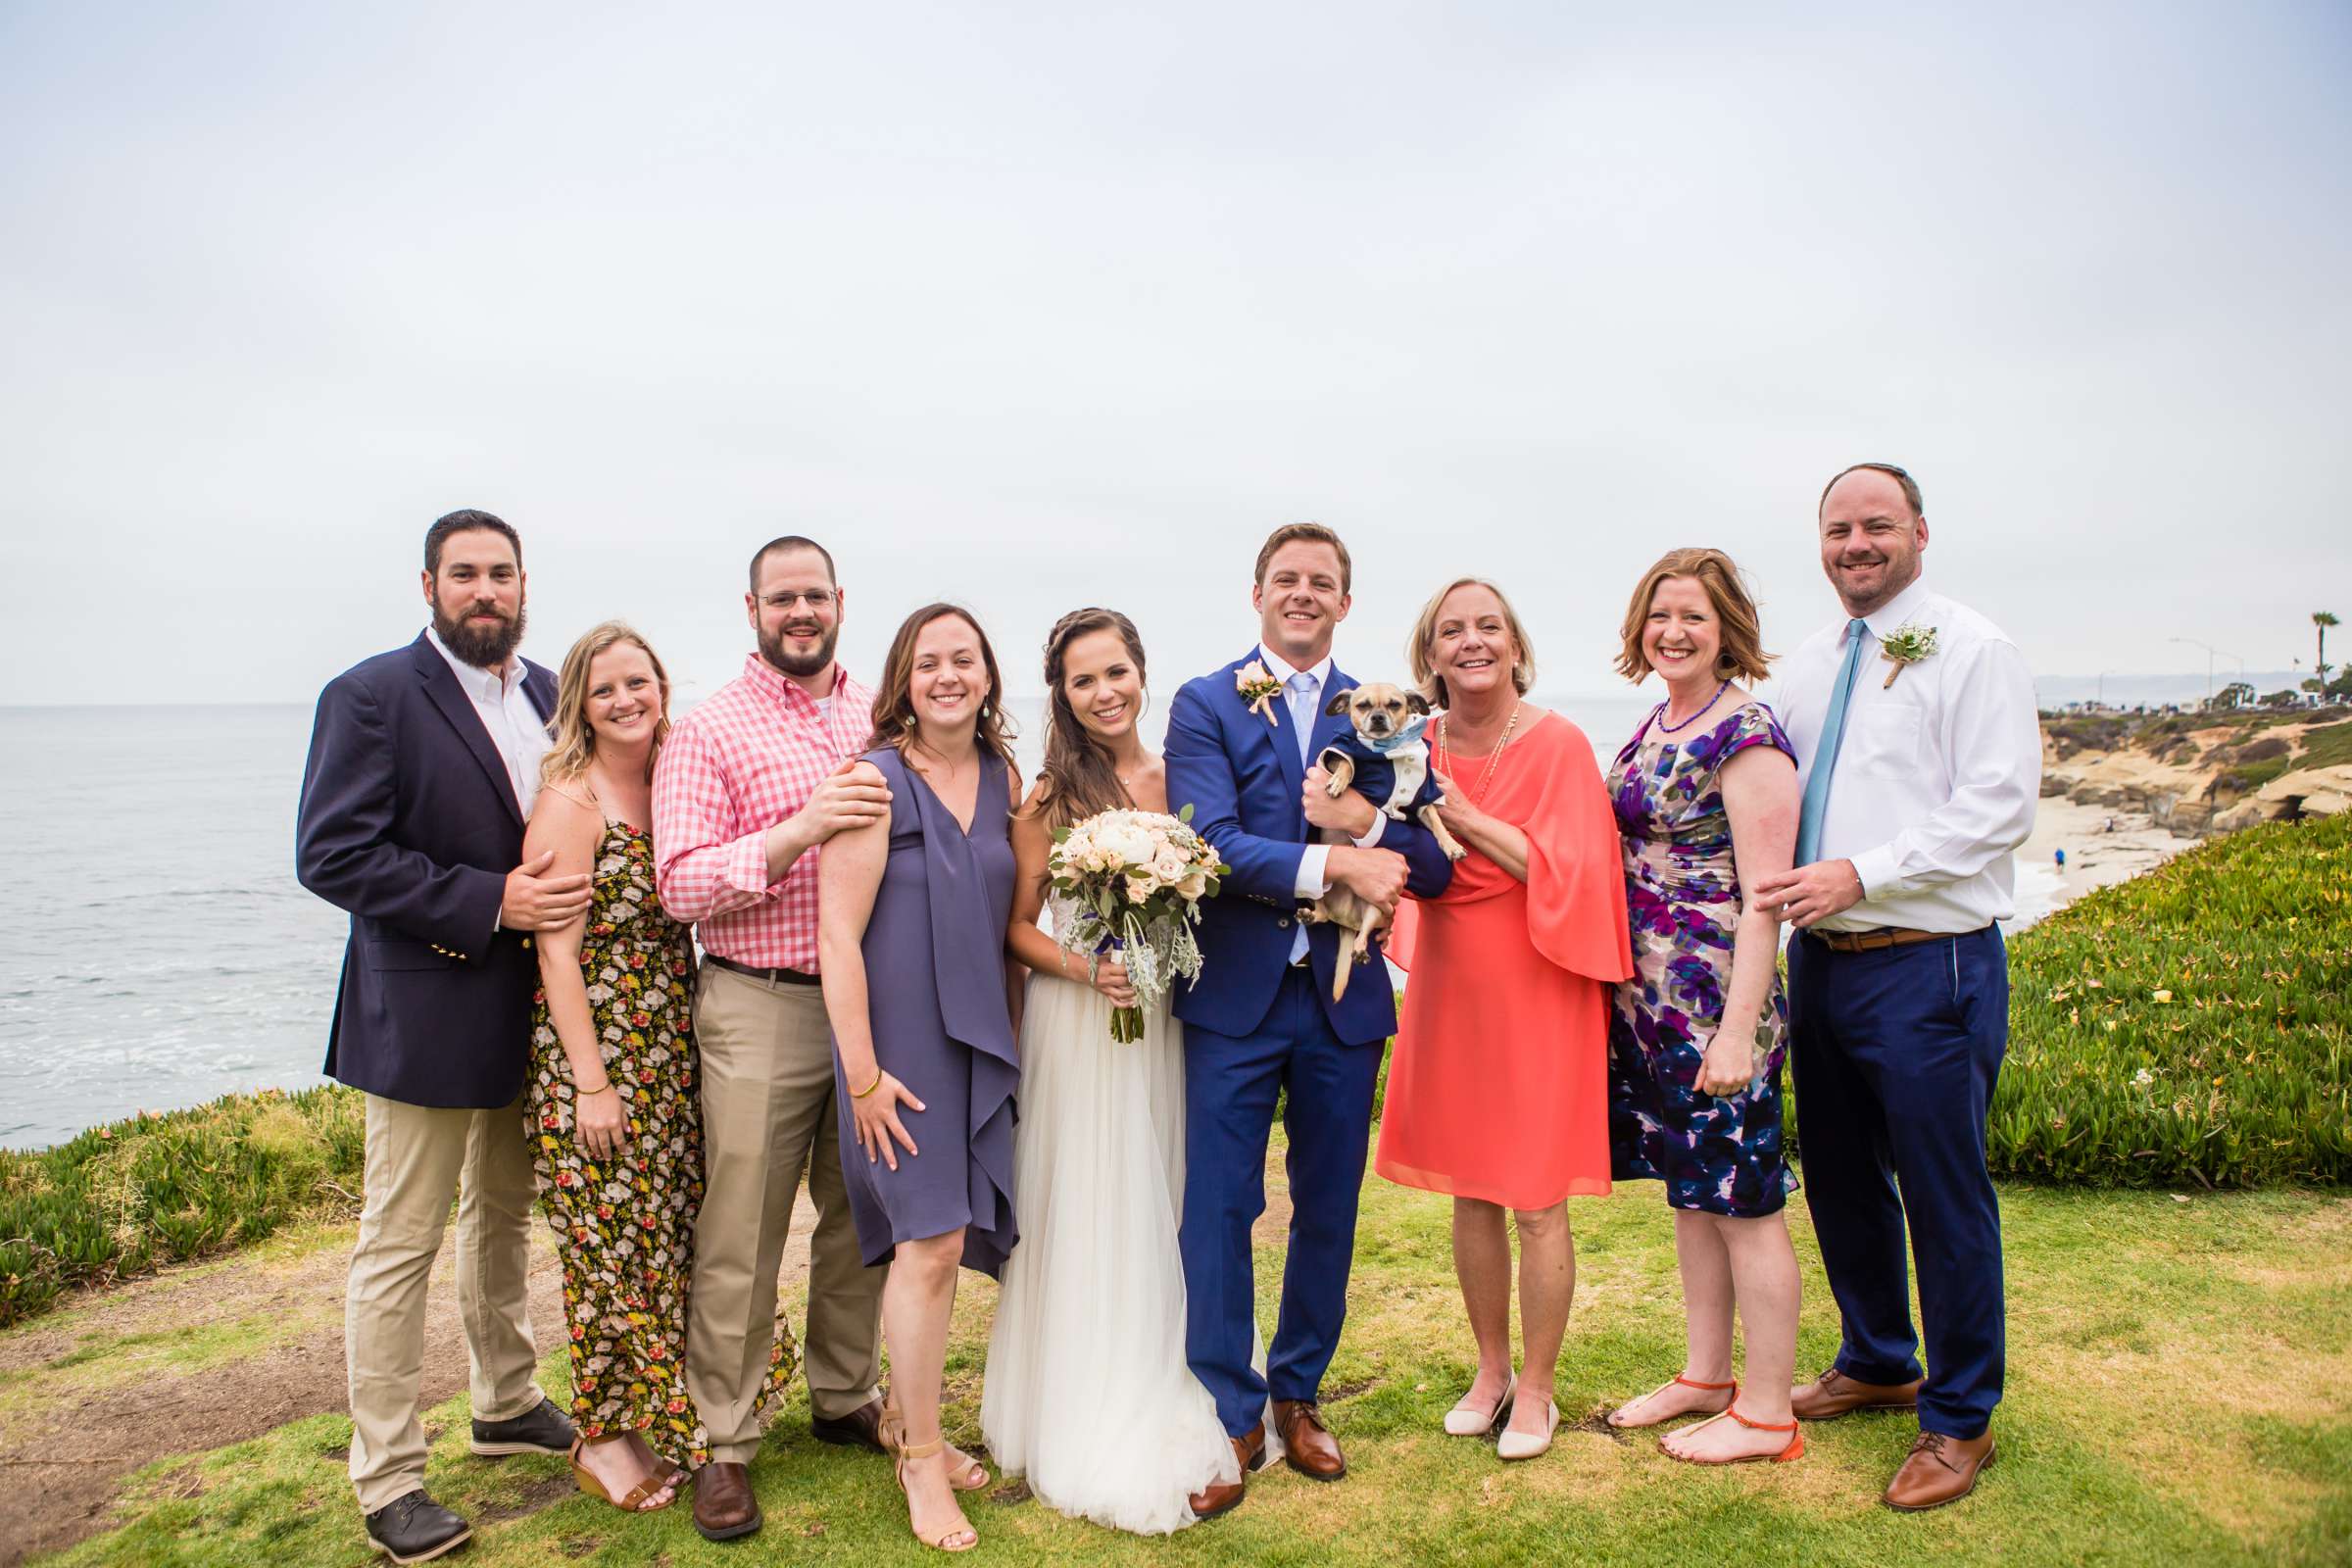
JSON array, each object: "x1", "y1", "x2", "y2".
[{"x1": 1376, "y1": 578, "x2": 1631, "y2": 1463}]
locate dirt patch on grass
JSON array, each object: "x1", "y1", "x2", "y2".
[{"x1": 0, "y1": 1190, "x2": 824, "y2": 1567}]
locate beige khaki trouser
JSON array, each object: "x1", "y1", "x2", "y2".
[
  {"x1": 688, "y1": 963, "x2": 886, "y2": 1462},
  {"x1": 347, "y1": 1094, "x2": 544, "y2": 1513}
]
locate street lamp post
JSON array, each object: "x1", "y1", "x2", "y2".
[
  {"x1": 2096, "y1": 669, "x2": 2120, "y2": 707},
  {"x1": 2172, "y1": 637, "x2": 2244, "y2": 705}
]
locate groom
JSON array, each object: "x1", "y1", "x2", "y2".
[{"x1": 1166, "y1": 522, "x2": 1455, "y2": 1518}]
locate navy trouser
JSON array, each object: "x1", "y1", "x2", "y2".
[
  {"x1": 1180, "y1": 966, "x2": 1383, "y2": 1439},
  {"x1": 1788, "y1": 925, "x2": 2008, "y2": 1439}
]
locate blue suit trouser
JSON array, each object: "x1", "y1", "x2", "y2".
[
  {"x1": 1789, "y1": 925, "x2": 2008, "y2": 1440},
  {"x1": 1180, "y1": 966, "x2": 1382, "y2": 1439}
]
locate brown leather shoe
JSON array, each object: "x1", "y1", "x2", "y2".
[
  {"x1": 1884, "y1": 1430, "x2": 1995, "y2": 1510},
  {"x1": 1791, "y1": 1366, "x2": 1924, "y2": 1421},
  {"x1": 1273, "y1": 1399, "x2": 1347, "y2": 1481},
  {"x1": 692, "y1": 1461, "x2": 761, "y2": 1543},
  {"x1": 809, "y1": 1396, "x2": 888, "y2": 1452},
  {"x1": 1188, "y1": 1424, "x2": 1265, "y2": 1520}
]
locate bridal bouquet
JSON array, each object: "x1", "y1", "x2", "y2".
[{"x1": 1048, "y1": 807, "x2": 1228, "y2": 1043}]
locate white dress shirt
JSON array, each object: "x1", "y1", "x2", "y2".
[
  {"x1": 425, "y1": 625, "x2": 553, "y2": 819},
  {"x1": 1770, "y1": 575, "x2": 2039, "y2": 934}
]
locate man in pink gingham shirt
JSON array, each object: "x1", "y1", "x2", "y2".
[{"x1": 653, "y1": 534, "x2": 896, "y2": 1544}]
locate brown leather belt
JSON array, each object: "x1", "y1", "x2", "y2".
[
  {"x1": 707, "y1": 954, "x2": 821, "y2": 986},
  {"x1": 1809, "y1": 925, "x2": 1984, "y2": 953}
]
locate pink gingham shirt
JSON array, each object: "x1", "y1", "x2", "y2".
[{"x1": 652, "y1": 656, "x2": 875, "y2": 970}]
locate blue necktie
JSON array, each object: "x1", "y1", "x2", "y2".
[
  {"x1": 1795, "y1": 619, "x2": 1872, "y2": 866},
  {"x1": 1286, "y1": 671, "x2": 1318, "y2": 764},
  {"x1": 1287, "y1": 670, "x2": 1319, "y2": 962}
]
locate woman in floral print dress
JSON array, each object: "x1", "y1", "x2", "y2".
[
  {"x1": 525, "y1": 622, "x2": 798, "y2": 1511},
  {"x1": 1599, "y1": 551, "x2": 1808, "y2": 1466}
]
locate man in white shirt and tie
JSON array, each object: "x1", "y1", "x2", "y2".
[{"x1": 1755, "y1": 464, "x2": 2038, "y2": 1512}]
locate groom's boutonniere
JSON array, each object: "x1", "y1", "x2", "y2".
[
  {"x1": 1236, "y1": 661, "x2": 1283, "y2": 724},
  {"x1": 1879, "y1": 623, "x2": 1938, "y2": 688}
]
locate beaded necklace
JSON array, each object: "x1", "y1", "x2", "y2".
[
  {"x1": 1653, "y1": 678, "x2": 1730, "y2": 736},
  {"x1": 1436, "y1": 702, "x2": 1523, "y2": 805}
]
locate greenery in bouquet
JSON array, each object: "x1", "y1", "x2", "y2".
[{"x1": 1048, "y1": 806, "x2": 1229, "y2": 1042}]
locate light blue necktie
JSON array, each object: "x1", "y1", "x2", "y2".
[
  {"x1": 1286, "y1": 670, "x2": 1320, "y2": 962},
  {"x1": 1286, "y1": 670, "x2": 1318, "y2": 764},
  {"x1": 1794, "y1": 619, "x2": 1872, "y2": 866}
]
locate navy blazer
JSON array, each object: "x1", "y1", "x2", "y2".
[
  {"x1": 1164, "y1": 651, "x2": 1454, "y2": 1046},
  {"x1": 295, "y1": 632, "x2": 557, "y2": 1108}
]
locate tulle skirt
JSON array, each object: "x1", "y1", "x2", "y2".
[{"x1": 980, "y1": 973, "x2": 1238, "y2": 1535}]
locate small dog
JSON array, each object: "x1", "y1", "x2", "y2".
[{"x1": 1302, "y1": 682, "x2": 1468, "y2": 1002}]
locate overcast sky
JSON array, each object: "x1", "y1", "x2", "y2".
[{"x1": 5, "y1": 1, "x2": 2347, "y2": 708}]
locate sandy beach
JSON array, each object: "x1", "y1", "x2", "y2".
[{"x1": 2011, "y1": 795, "x2": 2188, "y2": 927}]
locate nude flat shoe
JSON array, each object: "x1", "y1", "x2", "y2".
[
  {"x1": 1496, "y1": 1398, "x2": 1558, "y2": 1461},
  {"x1": 1445, "y1": 1375, "x2": 1515, "y2": 1437}
]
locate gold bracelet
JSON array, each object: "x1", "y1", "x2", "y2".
[
  {"x1": 852, "y1": 1070, "x2": 883, "y2": 1099},
  {"x1": 576, "y1": 1076, "x2": 612, "y2": 1096}
]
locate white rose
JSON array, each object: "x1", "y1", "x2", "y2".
[
  {"x1": 1176, "y1": 869, "x2": 1208, "y2": 900},
  {"x1": 1101, "y1": 823, "x2": 1155, "y2": 868},
  {"x1": 1152, "y1": 846, "x2": 1187, "y2": 880}
]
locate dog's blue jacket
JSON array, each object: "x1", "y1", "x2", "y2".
[{"x1": 1317, "y1": 716, "x2": 1446, "y2": 822}]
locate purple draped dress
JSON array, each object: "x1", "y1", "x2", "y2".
[{"x1": 833, "y1": 746, "x2": 1021, "y2": 1277}]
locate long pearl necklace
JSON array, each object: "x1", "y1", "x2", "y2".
[{"x1": 1438, "y1": 702, "x2": 1523, "y2": 805}]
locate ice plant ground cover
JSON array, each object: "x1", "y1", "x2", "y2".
[{"x1": 1989, "y1": 808, "x2": 2350, "y2": 1188}]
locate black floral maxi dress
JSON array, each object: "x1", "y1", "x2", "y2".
[{"x1": 526, "y1": 819, "x2": 798, "y2": 1464}]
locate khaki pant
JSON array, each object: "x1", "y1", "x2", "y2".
[
  {"x1": 688, "y1": 964, "x2": 886, "y2": 1461},
  {"x1": 346, "y1": 1094, "x2": 543, "y2": 1513}
]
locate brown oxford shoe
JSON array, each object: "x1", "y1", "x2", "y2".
[
  {"x1": 1188, "y1": 1423, "x2": 1265, "y2": 1521},
  {"x1": 809, "y1": 1396, "x2": 888, "y2": 1453},
  {"x1": 1273, "y1": 1399, "x2": 1348, "y2": 1481},
  {"x1": 692, "y1": 1460, "x2": 761, "y2": 1543},
  {"x1": 1791, "y1": 1366, "x2": 1924, "y2": 1421},
  {"x1": 1884, "y1": 1430, "x2": 1996, "y2": 1510}
]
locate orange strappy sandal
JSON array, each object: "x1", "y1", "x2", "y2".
[
  {"x1": 1659, "y1": 1399, "x2": 1806, "y2": 1465},
  {"x1": 894, "y1": 1435, "x2": 979, "y2": 1553},
  {"x1": 1607, "y1": 1374, "x2": 1739, "y2": 1430},
  {"x1": 879, "y1": 1407, "x2": 991, "y2": 1492}
]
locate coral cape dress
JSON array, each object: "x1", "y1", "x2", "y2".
[{"x1": 1377, "y1": 711, "x2": 1632, "y2": 1209}]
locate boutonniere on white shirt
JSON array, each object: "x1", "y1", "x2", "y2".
[
  {"x1": 1879, "y1": 622, "x2": 1939, "y2": 688},
  {"x1": 1236, "y1": 661, "x2": 1283, "y2": 725}
]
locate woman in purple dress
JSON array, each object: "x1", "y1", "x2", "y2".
[
  {"x1": 819, "y1": 603, "x2": 1019, "y2": 1554},
  {"x1": 1600, "y1": 549, "x2": 1807, "y2": 1467}
]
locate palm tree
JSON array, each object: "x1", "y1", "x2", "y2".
[{"x1": 2319, "y1": 611, "x2": 2341, "y2": 688}]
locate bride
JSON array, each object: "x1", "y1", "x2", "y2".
[{"x1": 982, "y1": 608, "x2": 1241, "y2": 1535}]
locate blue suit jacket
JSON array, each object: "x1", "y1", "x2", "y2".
[
  {"x1": 1165, "y1": 651, "x2": 1454, "y2": 1045},
  {"x1": 295, "y1": 633, "x2": 557, "y2": 1108}
]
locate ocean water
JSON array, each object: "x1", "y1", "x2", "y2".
[{"x1": 0, "y1": 692, "x2": 1661, "y2": 1151}]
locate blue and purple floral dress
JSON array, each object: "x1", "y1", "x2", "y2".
[{"x1": 1605, "y1": 703, "x2": 1798, "y2": 1218}]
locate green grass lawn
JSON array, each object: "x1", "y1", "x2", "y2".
[{"x1": 25, "y1": 1166, "x2": 2349, "y2": 1567}]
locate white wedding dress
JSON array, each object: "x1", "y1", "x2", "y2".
[{"x1": 981, "y1": 943, "x2": 1241, "y2": 1535}]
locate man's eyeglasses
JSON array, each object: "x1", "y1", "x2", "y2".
[{"x1": 764, "y1": 590, "x2": 836, "y2": 611}]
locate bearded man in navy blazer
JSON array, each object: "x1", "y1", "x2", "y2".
[
  {"x1": 1165, "y1": 522, "x2": 1454, "y2": 1519},
  {"x1": 297, "y1": 511, "x2": 588, "y2": 1565}
]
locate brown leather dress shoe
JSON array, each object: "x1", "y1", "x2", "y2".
[
  {"x1": 1273, "y1": 1399, "x2": 1348, "y2": 1481},
  {"x1": 1791, "y1": 1366, "x2": 1925, "y2": 1421},
  {"x1": 692, "y1": 1461, "x2": 761, "y2": 1543},
  {"x1": 1188, "y1": 1424, "x2": 1265, "y2": 1520},
  {"x1": 809, "y1": 1396, "x2": 888, "y2": 1452},
  {"x1": 1884, "y1": 1430, "x2": 1995, "y2": 1510}
]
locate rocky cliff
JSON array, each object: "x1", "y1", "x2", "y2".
[{"x1": 2040, "y1": 708, "x2": 2352, "y2": 837}]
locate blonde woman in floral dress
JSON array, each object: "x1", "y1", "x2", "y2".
[{"x1": 525, "y1": 622, "x2": 798, "y2": 1512}]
